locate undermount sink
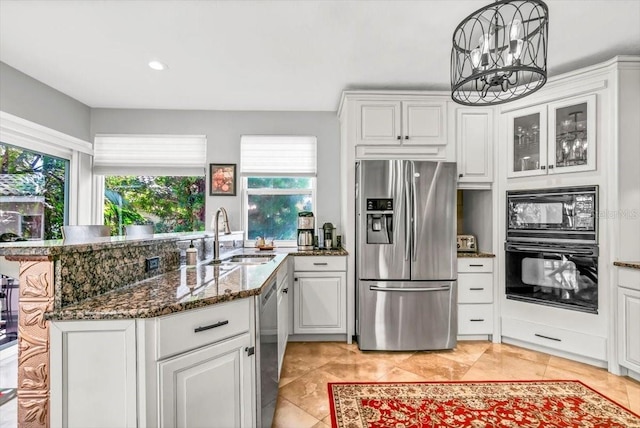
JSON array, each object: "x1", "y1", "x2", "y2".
[{"x1": 219, "y1": 254, "x2": 276, "y2": 265}]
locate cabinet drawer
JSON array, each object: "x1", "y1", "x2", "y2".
[
  {"x1": 618, "y1": 267, "x2": 640, "y2": 292},
  {"x1": 458, "y1": 258, "x2": 493, "y2": 273},
  {"x1": 294, "y1": 256, "x2": 346, "y2": 272},
  {"x1": 458, "y1": 273, "x2": 493, "y2": 303},
  {"x1": 458, "y1": 304, "x2": 493, "y2": 335},
  {"x1": 156, "y1": 299, "x2": 250, "y2": 360},
  {"x1": 501, "y1": 316, "x2": 607, "y2": 361}
]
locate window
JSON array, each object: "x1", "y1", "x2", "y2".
[
  {"x1": 94, "y1": 135, "x2": 206, "y2": 234},
  {"x1": 0, "y1": 142, "x2": 69, "y2": 240},
  {"x1": 241, "y1": 136, "x2": 317, "y2": 246}
]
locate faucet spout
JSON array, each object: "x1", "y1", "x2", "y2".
[{"x1": 213, "y1": 207, "x2": 231, "y2": 263}]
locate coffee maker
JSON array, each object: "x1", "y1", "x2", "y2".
[{"x1": 297, "y1": 212, "x2": 315, "y2": 251}]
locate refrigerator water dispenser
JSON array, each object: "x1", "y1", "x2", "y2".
[{"x1": 366, "y1": 198, "x2": 393, "y2": 244}]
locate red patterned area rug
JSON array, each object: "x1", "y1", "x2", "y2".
[{"x1": 328, "y1": 380, "x2": 640, "y2": 428}]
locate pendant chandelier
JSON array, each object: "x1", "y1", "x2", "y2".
[{"x1": 451, "y1": 0, "x2": 549, "y2": 106}]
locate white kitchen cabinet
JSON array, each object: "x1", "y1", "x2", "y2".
[
  {"x1": 457, "y1": 258, "x2": 494, "y2": 336},
  {"x1": 617, "y1": 268, "x2": 640, "y2": 374},
  {"x1": 455, "y1": 108, "x2": 494, "y2": 185},
  {"x1": 51, "y1": 298, "x2": 256, "y2": 428},
  {"x1": 293, "y1": 256, "x2": 347, "y2": 334},
  {"x1": 506, "y1": 94, "x2": 596, "y2": 178},
  {"x1": 158, "y1": 333, "x2": 253, "y2": 428},
  {"x1": 50, "y1": 319, "x2": 138, "y2": 428},
  {"x1": 355, "y1": 99, "x2": 447, "y2": 146},
  {"x1": 276, "y1": 263, "x2": 289, "y2": 377}
]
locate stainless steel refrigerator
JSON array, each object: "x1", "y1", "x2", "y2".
[{"x1": 356, "y1": 160, "x2": 457, "y2": 351}]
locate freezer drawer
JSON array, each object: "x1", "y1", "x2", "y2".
[{"x1": 357, "y1": 280, "x2": 457, "y2": 351}]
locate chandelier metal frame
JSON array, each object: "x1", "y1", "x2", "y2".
[{"x1": 451, "y1": 0, "x2": 549, "y2": 106}]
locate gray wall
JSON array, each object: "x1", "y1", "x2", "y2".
[
  {"x1": 0, "y1": 62, "x2": 91, "y2": 141},
  {"x1": 90, "y1": 109, "x2": 342, "y2": 234}
]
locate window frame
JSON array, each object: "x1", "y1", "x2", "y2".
[
  {"x1": 242, "y1": 176, "x2": 316, "y2": 248},
  {"x1": 0, "y1": 111, "x2": 93, "y2": 228}
]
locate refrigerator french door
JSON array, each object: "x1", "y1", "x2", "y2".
[{"x1": 356, "y1": 160, "x2": 457, "y2": 351}]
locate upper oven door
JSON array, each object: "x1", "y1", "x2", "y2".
[{"x1": 507, "y1": 185, "x2": 597, "y2": 243}]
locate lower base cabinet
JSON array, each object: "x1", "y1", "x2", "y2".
[
  {"x1": 51, "y1": 298, "x2": 256, "y2": 428},
  {"x1": 618, "y1": 283, "x2": 640, "y2": 373},
  {"x1": 159, "y1": 333, "x2": 253, "y2": 428},
  {"x1": 293, "y1": 256, "x2": 347, "y2": 335}
]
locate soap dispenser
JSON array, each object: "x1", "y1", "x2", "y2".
[{"x1": 186, "y1": 240, "x2": 198, "y2": 266}]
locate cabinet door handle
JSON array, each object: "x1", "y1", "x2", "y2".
[
  {"x1": 470, "y1": 318, "x2": 485, "y2": 322},
  {"x1": 283, "y1": 287, "x2": 288, "y2": 294},
  {"x1": 458, "y1": 173, "x2": 463, "y2": 178},
  {"x1": 548, "y1": 165, "x2": 554, "y2": 169},
  {"x1": 469, "y1": 287, "x2": 485, "y2": 291},
  {"x1": 194, "y1": 320, "x2": 229, "y2": 333},
  {"x1": 535, "y1": 333, "x2": 561, "y2": 342},
  {"x1": 541, "y1": 165, "x2": 546, "y2": 170},
  {"x1": 397, "y1": 136, "x2": 401, "y2": 140},
  {"x1": 404, "y1": 135, "x2": 409, "y2": 140},
  {"x1": 313, "y1": 262, "x2": 328, "y2": 266}
]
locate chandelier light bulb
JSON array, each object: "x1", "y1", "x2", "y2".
[
  {"x1": 510, "y1": 19, "x2": 523, "y2": 41},
  {"x1": 471, "y1": 48, "x2": 482, "y2": 69}
]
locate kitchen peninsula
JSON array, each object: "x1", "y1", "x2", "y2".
[{"x1": 0, "y1": 234, "x2": 347, "y2": 428}]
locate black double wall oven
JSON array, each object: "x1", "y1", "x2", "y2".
[{"x1": 505, "y1": 186, "x2": 598, "y2": 314}]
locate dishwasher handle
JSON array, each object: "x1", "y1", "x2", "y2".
[{"x1": 369, "y1": 285, "x2": 451, "y2": 293}]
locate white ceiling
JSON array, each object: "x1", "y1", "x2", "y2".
[{"x1": 1, "y1": 0, "x2": 639, "y2": 112}]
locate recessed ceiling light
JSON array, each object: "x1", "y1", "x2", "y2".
[{"x1": 148, "y1": 60, "x2": 168, "y2": 71}]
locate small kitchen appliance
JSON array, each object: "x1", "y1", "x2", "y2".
[
  {"x1": 322, "y1": 222, "x2": 337, "y2": 249},
  {"x1": 457, "y1": 235, "x2": 477, "y2": 252},
  {"x1": 297, "y1": 212, "x2": 315, "y2": 251}
]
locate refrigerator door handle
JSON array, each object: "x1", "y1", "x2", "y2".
[
  {"x1": 404, "y1": 161, "x2": 411, "y2": 262},
  {"x1": 411, "y1": 161, "x2": 418, "y2": 262},
  {"x1": 369, "y1": 285, "x2": 451, "y2": 292}
]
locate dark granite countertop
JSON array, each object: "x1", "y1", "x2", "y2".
[
  {"x1": 0, "y1": 231, "x2": 217, "y2": 258},
  {"x1": 614, "y1": 261, "x2": 640, "y2": 270},
  {"x1": 45, "y1": 246, "x2": 348, "y2": 321},
  {"x1": 46, "y1": 252, "x2": 288, "y2": 320},
  {"x1": 458, "y1": 251, "x2": 495, "y2": 258}
]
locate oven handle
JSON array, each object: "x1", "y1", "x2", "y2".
[{"x1": 505, "y1": 244, "x2": 597, "y2": 256}]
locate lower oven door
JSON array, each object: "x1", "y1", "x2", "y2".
[{"x1": 505, "y1": 242, "x2": 598, "y2": 314}]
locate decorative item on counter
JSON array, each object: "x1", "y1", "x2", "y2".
[
  {"x1": 255, "y1": 236, "x2": 275, "y2": 250},
  {"x1": 186, "y1": 240, "x2": 198, "y2": 265},
  {"x1": 336, "y1": 235, "x2": 342, "y2": 249}
]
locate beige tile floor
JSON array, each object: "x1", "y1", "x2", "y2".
[{"x1": 273, "y1": 341, "x2": 640, "y2": 428}]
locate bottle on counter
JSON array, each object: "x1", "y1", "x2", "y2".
[{"x1": 186, "y1": 240, "x2": 198, "y2": 266}]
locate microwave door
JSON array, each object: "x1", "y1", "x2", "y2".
[
  {"x1": 410, "y1": 161, "x2": 457, "y2": 281},
  {"x1": 357, "y1": 160, "x2": 409, "y2": 281}
]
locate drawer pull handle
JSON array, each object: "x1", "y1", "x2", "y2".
[
  {"x1": 469, "y1": 287, "x2": 485, "y2": 291},
  {"x1": 535, "y1": 333, "x2": 561, "y2": 342},
  {"x1": 469, "y1": 264, "x2": 484, "y2": 267},
  {"x1": 194, "y1": 320, "x2": 229, "y2": 333},
  {"x1": 470, "y1": 318, "x2": 485, "y2": 322},
  {"x1": 313, "y1": 262, "x2": 328, "y2": 266}
]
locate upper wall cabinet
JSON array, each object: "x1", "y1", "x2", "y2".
[
  {"x1": 356, "y1": 99, "x2": 446, "y2": 146},
  {"x1": 341, "y1": 94, "x2": 452, "y2": 160},
  {"x1": 455, "y1": 108, "x2": 494, "y2": 185},
  {"x1": 507, "y1": 94, "x2": 596, "y2": 178}
]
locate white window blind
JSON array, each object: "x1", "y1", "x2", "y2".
[
  {"x1": 93, "y1": 134, "x2": 207, "y2": 176},
  {"x1": 240, "y1": 135, "x2": 317, "y2": 176}
]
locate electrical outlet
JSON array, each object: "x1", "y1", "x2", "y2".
[{"x1": 145, "y1": 256, "x2": 160, "y2": 272}]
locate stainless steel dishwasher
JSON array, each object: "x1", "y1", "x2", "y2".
[{"x1": 256, "y1": 277, "x2": 278, "y2": 427}]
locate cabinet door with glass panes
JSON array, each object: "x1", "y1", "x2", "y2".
[
  {"x1": 506, "y1": 104, "x2": 547, "y2": 178},
  {"x1": 506, "y1": 95, "x2": 596, "y2": 178}
]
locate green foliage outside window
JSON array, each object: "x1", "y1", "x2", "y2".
[
  {"x1": 104, "y1": 176, "x2": 205, "y2": 235},
  {"x1": 0, "y1": 143, "x2": 67, "y2": 240},
  {"x1": 247, "y1": 177, "x2": 313, "y2": 240}
]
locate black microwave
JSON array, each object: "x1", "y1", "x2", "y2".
[{"x1": 507, "y1": 185, "x2": 598, "y2": 243}]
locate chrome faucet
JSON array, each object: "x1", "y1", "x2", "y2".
[{"x1": 212, "y1": 207, "x2": 232, "y2": 263}]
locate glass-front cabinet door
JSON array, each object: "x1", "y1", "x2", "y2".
[
  {"x1": 507, "y1": 105, "x2": 547, "y2": 178},
  {"x1": 506, "y1": 94, "x2": 597, "y2": 178},
  {"x1": 548, "y1": 94, "x2": 596, "y2": 174}
]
